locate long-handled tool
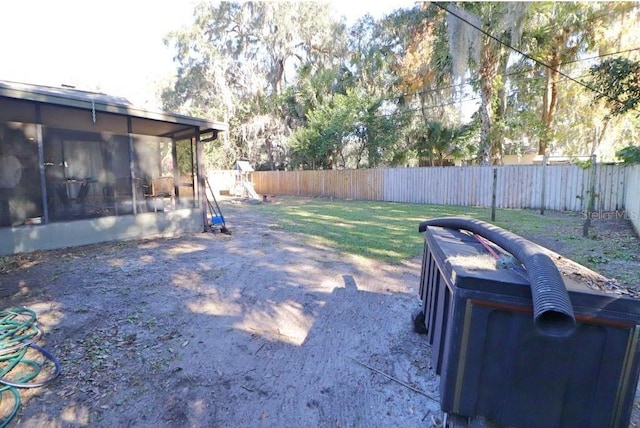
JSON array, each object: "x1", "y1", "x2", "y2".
[{"x1": 205, "y1": 177, "x2": 231, "y2": 234}]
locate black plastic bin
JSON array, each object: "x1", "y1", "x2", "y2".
[{"x1": 417, "y1": 217, "x2": 640, "y2": 428}]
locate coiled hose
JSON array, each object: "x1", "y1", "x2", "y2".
[
  {"x1": 1, "y1": 307, "x2": 61, "y2": 427},
  {"x1": 419, "y1": 217, "x2": 576, "y2": 338}
]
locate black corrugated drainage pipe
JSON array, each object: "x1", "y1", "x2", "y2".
[{"x1": 419, "y1": 217, "x2": 576, "y2": 338}]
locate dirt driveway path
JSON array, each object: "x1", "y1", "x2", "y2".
[{"x1": 3, "y1": 200, "x2": 442, "y2": 427}]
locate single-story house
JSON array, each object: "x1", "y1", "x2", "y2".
[{"x1": 0, "y1": 80, "x2": 228, "y2": 256}]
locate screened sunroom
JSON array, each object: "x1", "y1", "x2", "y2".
[{"x1": 0, "y1": 80, "x2": 227, "y2": 256}]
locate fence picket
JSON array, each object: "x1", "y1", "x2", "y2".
[{"x1": 226, "y1": 164, "x2": 636, "y2": 220}]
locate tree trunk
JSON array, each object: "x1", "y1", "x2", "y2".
[
  {"x1": 491, "y1": 49, "x2": 509, "y2": 165},
  {"x1": 264, "y1": 135, "x2": 276, "y2": 171},
  {"x1": 591, "y1": 118, "x2": 611, "y2": 155},
  {"x1": 478, "y1": 39, "x2": 500, "y2": 165},
  {"x1": 540, "y1": 50, "x2": 561, "y2": 156},
  {"x1": 271, "y1": 58, "x2": 285, "y2": 95},
  {"x1": 479, "y1": 83, "x2": 493, "y2": 165},
  {"x1": 355, "y1": 138, "x2": 366, "y2": 169}
]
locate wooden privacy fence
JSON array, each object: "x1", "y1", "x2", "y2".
[
  {"x1": 252, "y1": 169, "x2": 384, "y2": 201},
  {"x1": 381, "y1": 164, "x2": 628, "y2": 212},
  {"x1": 624, "y1": 165, "x2": 640, "y2": 235},
  {"x1": 247, "y1": 164, "x2": 636, "y2": 214}
]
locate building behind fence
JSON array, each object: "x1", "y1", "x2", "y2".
[{"x1": 209, "y1": 164, "x2": 640, "y2": 235}]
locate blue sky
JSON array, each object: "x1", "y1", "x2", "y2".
[{"x1": 0, "y1": 0, "x2": 416, "y2": 110}]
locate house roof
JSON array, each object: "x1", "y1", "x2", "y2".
[{"x1": 0, "y1": 80, "x2": 228, "y2": 140}]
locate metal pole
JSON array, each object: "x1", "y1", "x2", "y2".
[
  {"x1": 194, "y1": 129, "x2": 208, "y2": 232},
  {"x1": 35, "y1": 104, "x2": 49, "y2": 224},
  {"x1": 583, "y1": 154, "x2": 598, "y2": 237},
  {"x1": 491, "y1": 168, "x2": 497, "y2": 221},
  {"x1": 127, "y1": 117, "x2": 138, "y2": 214},
  {"x1": 540, "y1": 155, "x2": 548, "y2": 215}
]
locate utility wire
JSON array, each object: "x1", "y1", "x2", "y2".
[
  {"x1": 388, "y1": 69, "x2": 600, "y2": 117},
  {"x1": 386, "y1": 46, "x2": 640, "y2": 104},
  {"x1": 383, "y1": 96, "x2": 482, "y2": 118},
  {"x1": 431, "y1": 1, "x2": 639, "y2": 114},
  {"x1": 562, "y1": 46, "x2": 640, "y2": 65},
  {"x1": 381, "y1": 70, "x2": 598, "y2": 119},
  {"x1": 383, "y1": 69, "x2": 602, "y2": 119}
]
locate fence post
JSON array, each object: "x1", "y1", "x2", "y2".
[
  {"x1": 491, "y1": 168, "x2": 497, "y2": 221},
  {"x1": 540, "y1": 155, "x2": 548, "y2": 215},
  {"x1": 583, "y1": 154, "x2": 598, "y2": 237}
]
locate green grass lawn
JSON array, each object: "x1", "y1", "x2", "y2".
[
  {"x1": 253, "y1": 196, "x2": 571, "y2": 263},
  {"x1": 252, "y1": 196, "x2": 639, "y2": 287}
]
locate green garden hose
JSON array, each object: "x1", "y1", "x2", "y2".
[{"x1": 0, "y1": 307, "x2": 61, "y2": 427}]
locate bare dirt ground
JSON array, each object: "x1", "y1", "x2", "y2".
[
  {"x1": 1, "y1": 196, "x2": 639, "y2": 428},
  {"x1": 1, "y1": 198, "x2": 440, "y2": 428}
]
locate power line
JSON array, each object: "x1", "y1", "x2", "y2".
[
  {"x1": 381, "y1": 96, "x2": 482, "y2": 119},
  {"x1": 389, "y1": 71, "x2": 610, "y2": 120},
  {"x1": 383, "y1": 69, "x2": 609, "y2": 120},
  {"x1": 431, "y1": 2, "x2": 639, "y2": 114},
  {"x1": 562, "y1": 47, "x2": 640, "y2": 65},
  {"x1": 389, "y1": 46, "x2": 640, "y2": 104}
]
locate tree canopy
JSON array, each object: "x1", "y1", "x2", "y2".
[
  {"x1": 161, "y1": 1, "x2": 640, "y2": 169},
  {"x1": 589, "y1": 57, "x2": 640, "y2": 117}
]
